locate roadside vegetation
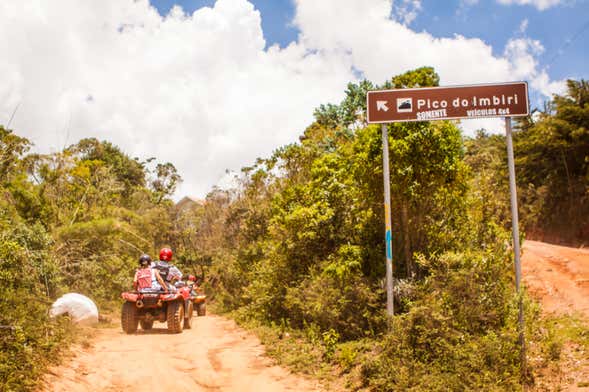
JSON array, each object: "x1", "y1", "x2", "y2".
[
  {"x1": 0, "y1": 129, "x2": 181, "y2": 390},
  {"x1": 1, "y1": 68, "x2": 587, "y2": 390},
  {"x1": 171, "y1": 68, "x2": 589, "y2": 390}
]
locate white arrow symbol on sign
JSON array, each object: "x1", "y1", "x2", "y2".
[{"x1": 377, "y1": 101, "x2": 389, "y2": 112}]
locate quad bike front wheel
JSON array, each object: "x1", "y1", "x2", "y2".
[
  {"x1": 121, "y1": 302, "x2": 139, "y2": 334},
  {"x1": 196, "y1": 303, "x2": 206, "y2": 316},
  {"x1": 166, "y1": 300, "x2": 184, "y2": 334}
]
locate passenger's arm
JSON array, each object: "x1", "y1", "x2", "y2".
[
  {"x1": 132, "y1": 270, "x2": 139, "y2": 290},
  {"x1": 154, "y1": 270, "x2": 168, "y2": 293}
]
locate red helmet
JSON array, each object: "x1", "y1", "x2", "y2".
[{"x1": 159, "y1": 247, "x2": 173, "y2": 261}]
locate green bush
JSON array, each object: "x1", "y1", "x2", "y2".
[
  {"x1": 0, "y1": 221, "x2": 71, "y2": 391},
  {"x1": 285, "y1": 272, "x2": 387, "y2": 340},
  {"x1": 359, "y1": 249, "x2": 527, "y2": 391}
]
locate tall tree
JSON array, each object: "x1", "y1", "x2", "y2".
[{"x1": 514, "y1": 79, "x2": 589, "y2": 242}]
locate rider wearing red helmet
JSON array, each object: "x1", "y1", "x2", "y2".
[
  {"x1": 154, "y1": 247, "x2": 183, "y2": 291},
  {"x1": 159, "y1": 248, "x2": 173, "y2": 262}
]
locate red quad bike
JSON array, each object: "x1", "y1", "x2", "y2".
[
  {"x1": 189, "y1": 277, "x2": 207, "y2": 316},
  {"x1": 121, "y1": 284, "x2": 194, "y2": 334}
]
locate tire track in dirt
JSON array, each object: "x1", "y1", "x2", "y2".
[
  {"x1": 39, "y1": 314, "x2": 324, "y2": 392},
  {"x1": 522, "y1": 241, "x2": 589, "y2": 391},
  {"x1": 522, "y1": 240, "x2": 589, "y2": 318}
]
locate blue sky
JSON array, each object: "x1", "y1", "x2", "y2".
[
  {"x1": 151, "y1": 0, "x2": 589, "y2": 83},
  {"x1": 412, "y1": 0, "x2": 589, "y2": 82}
]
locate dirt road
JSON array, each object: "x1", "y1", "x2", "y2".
[
  {"x1": 40, "y1": 314, "x2": 323, "y2": 392},
  {"x1": 522, "y1": 240, "x2": 589, "y2": 319},
  {"x1": 522, "y1": 240, "x2": 589, "y2": 391}
]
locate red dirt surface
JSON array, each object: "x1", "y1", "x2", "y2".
[
  {"x1": 39, "y1": 314, "x2": 324, "y2": 392},
  {"x1": 522, "y1": 240, "x2": 589, "y2": 319},
  {"x1": 523, "y1": 240, "x2": 589, "y2": 391}
]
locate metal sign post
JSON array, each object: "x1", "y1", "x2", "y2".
[
  {"x1": 505, "y1": 117, "x2": 526, "y2": 374},
  {"x1": 382, "y1": 124, "x2": 394, "y2": 316},
  {"x1": 367, "y1": 81, "x2": 529, "y2": 371}
]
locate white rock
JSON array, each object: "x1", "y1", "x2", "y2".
[{"x1": 49, "y1": 293, "x2": 99, "y2": 325}]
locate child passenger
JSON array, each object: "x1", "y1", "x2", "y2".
[{"x1": 133, "y1": 254, "x2": 168, "y2": 293}]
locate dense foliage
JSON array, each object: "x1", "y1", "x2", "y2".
[
  {"x1": 464, "y1": 79, "x2": 589, "y2": 245},
  {"x1": 515, "y1": 80, "x2": 589, "y2": 244},
  {"x1": 171, "y1": 69, "x2": 589, "y2": 389},
  {"x1": 0, "y1": 127, "x2": 180, "y2": 390}
]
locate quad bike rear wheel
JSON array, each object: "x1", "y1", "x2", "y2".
[
  {"x1": 196, "y1": 303, "x2": 206, "y2": 316},
  {"x1": 183, "y1": 300, "x2": 193, "y2": 329},
  {"x1": 166, "y1": 300, "x2": 184, "y2": 333},
  {"x1": 140, "y1": 320, "x2": 153, "y2": 330},
  {"x1": 121, "y1": 302, "x2": 139, "y2": 334}
]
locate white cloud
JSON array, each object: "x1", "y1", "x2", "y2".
[
  {"x1": 504, "y1": 38, "x2": 544, "y2": 79},
  {"x1": 496, "y1": 0, "x2": 564, "y2": 10},
  {"x1": 0, "y1": 0, "x2": 566, "y2": 198},
  {"x1": 295, "y1": 0, "x2": 509, "y2": 85},
  {"x1": 0, "y1": 0, "x2": 354, "y2": 198},
  {"x1": 393, "y1": 0, "x2": 423, "y2": 25},
  {"x1": 519, "y1": 18, "x2": 529, "y2": 34},
  {"x1": 504, "y1": 38, "x2": 567, "y2": 96}
]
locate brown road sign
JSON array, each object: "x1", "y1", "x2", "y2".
[{"x1": 366, "y1": 81, "x2": 529, "y2": 123}]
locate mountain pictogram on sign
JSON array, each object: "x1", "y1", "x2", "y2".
[{"x1": 397, "y1": 98, "x2": 412, "y2": 112}]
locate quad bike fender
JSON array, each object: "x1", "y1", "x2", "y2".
[
  {"x1": 177, "y1": 287, "x2": 192, "y2": 300},
  {"x1": 160, "y1": 292, "x2": 183, "y2": 302},
  {"x1": 122, "y1": 291, "x2": 185, "y2": 303},
  {"x1": 122, "y1": 292, "x2": 139, "y2": 302},
  {"x1": 193, "y1": 295, "x2": 206, "y2": 304}
]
